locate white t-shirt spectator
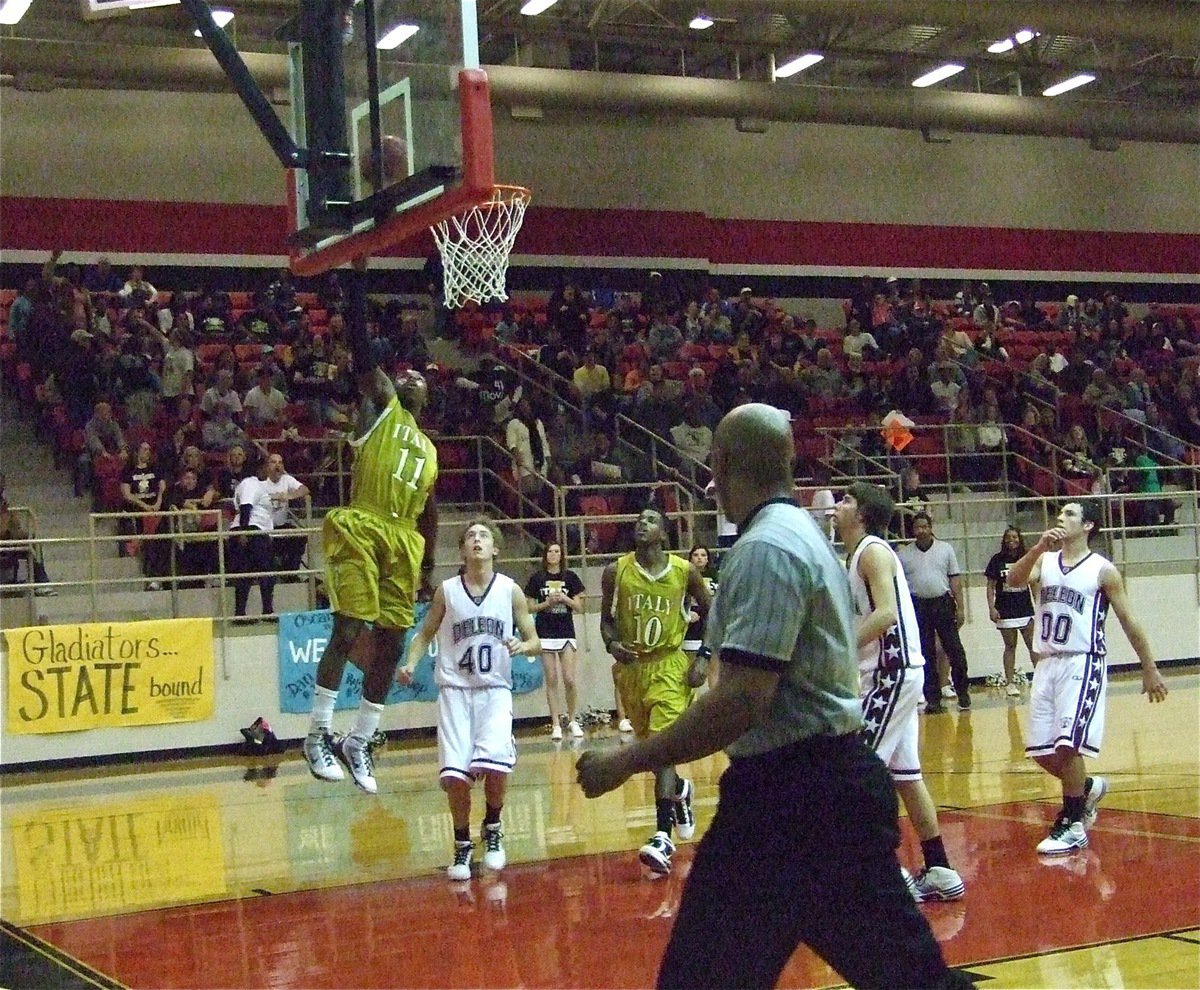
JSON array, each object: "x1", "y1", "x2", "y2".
[
  {"x1": 233, "y1": 476, "x2": 274, "y2": 532},
  {"x1": 201, "y1": 386, "x2": 243, "y2": 419},
  {"x1": 262, "y1": 472, "x2": 306, "y2": 527},
  {"x1": 669, "y1": 422, "x2": 713, "y2": 465},
  {"x1": 160, "y1": 344, "x2": 195, "y2": 399},
  {"x1": 243, "y1": 384, "x2": 287, "y2": 427},
  {"x1": 842, "y1": 330, "x2": 880, "y2": 360}
]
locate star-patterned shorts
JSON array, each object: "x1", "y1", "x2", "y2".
[
  {"x1": 859, "y1": 664, "x2": 924, "y2": 782},
  {"x1": 1024, "y1": 652, "x2": 1108, "y2": 759}
]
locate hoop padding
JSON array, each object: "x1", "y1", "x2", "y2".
[{"x1": 433, "y1": 185, "x2": 530, "y2": 308}]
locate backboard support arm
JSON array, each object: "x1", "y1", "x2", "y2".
[{"x1": 179, "y1": 0, "x2": 305, "y2": 170}]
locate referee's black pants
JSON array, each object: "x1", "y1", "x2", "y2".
[
  {"x1": 657, "y1": 734, "x2": 971, "y2": 990},
  {"x1": 912, "y1": 593, "x2": 969, "y2": 707}
]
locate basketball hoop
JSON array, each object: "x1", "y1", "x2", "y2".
[{"x1": 432, "y1": 184, "x2": 530, "y2": 308}]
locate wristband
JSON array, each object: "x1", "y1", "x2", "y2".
[
  {"x1": 696, "y1": 646, "x2": 712, "y2": 661},
  {"x1": 420, "y1": 560, "x2": 435, "y2": 572}
]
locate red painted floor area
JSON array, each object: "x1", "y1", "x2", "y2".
[{"x1": 29, "y1": 803, "x2": 1200, "y2": 989}]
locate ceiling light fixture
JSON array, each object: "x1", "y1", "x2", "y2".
[
  {"x1": 376, "y1": 22, "x2": 419, "y2": 49},
  {"x1": 0, "y1": 0, "x2": 34, "y2": 23},
  {"x1": 689, "y1": 15, "x2": 714, "y2": 30},
  {"x1": 912, "y1": 63, "x2": 965, "y2": 88},
  {"x1": 1043, "y1": 73, "x2": 1096, "y2": 96},
  {"x1": 775, "y1": 53, "x2": 824, "y2": 79},
  {"x1": 520, "y1": 0, "x2": 559, "y2": 15},
  {"x1": 988, "y1": 29, "x2": 1039, "y2": 54},
  {"x1": 193, "y1": 9, "x2": 234, "y2": 37}
]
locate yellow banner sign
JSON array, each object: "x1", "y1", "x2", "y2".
[
  {"x1": 9, "y1": 794, "x2": 227, "y2": 924},
  {"x1": 4, "y1": 618, "x2": 214, "y2": 734}
]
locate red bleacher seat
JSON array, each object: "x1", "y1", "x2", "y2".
[{"x1": 579, "y1": 494, "x2": 618, "y2": 553}]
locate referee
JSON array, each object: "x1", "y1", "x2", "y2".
[
  {"x1": 897, "y1": 513, "x2": 971, "y2": 712},
  {"x1": 577, "y1": 403, "x2": 969, "y2": 990}
]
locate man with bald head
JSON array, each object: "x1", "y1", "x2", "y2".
[{"x1": 578, "y1": 404, "x2": 968, "y2": 990}]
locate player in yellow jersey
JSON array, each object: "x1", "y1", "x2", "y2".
[
  {"x1": 303, "y1": 258, "x2": 439, "y2": 795},
  {"x1": 600, "y1": 507, "x2": 711, "y2": 875}
]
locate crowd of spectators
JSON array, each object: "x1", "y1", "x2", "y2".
[
  {"x1": 4, "y1": 255, "x2": 1200, "y2": 572},
  {"x1": 451, "y1": 273, "x2": 1200, "y2": 508}
]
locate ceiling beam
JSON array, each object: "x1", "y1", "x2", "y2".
[
  {"x1": 698, "y1": 1, "x2": 1200, "y2": 51},
  {"x1": 2, "y1": 42, "x2": 1196, "y2": 143}
]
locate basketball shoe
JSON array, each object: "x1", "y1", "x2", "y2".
[
  {"x1": 674, "y1": 778, "x2": 696, "y2": 840},
  {"x1": 303, "y1": 730, "x2": 345, "y2": 783},
  {"x1": 1083, "y1": 776, "x2": 1108, "y2": 828},
  {"x1": 334, "y1": 734, "x2": 377, "y2": 794},
  {"x1": 639, "y1": 831, "x2": 675, "y2": 875},
  {"x1": 617, "y1": 718, "x2": 634, "y2": 733},
  {"x1": 448, "y1": 841, "x2": 474, "y2": 881},
  {"x1": 482, "y1": 823, "x2": 507, "y2": 871},
  {"x1": 1037, "y1": 817, "x2": 1088, "y2": 855},
  {"x1": 567, "y1": 718, "x2": 584, "y2": 738},
  {"x1": 901, "y1": 865, "x2": 966, "y2": 902}
]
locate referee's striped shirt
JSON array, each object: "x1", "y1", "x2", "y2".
[{"x1": 709, "y1": 499, "x2": 863, "y2": 759}]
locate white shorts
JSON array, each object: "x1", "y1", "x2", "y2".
[
  {"x1": 437, "y1": 685, "x2": 516, "y2": 783},
  {"x1": 682, "y1": 639, "x2": 703, "y2": 652},
  {"x1": 859, "y1": 665, "x2": 924, "y2": 782},
  {"x1": 1025, "y1": 653, "x2": 1107, "y2": 759},
  {"x1": 996, "y1": 616, "x2": 1033, "y2": 630},
  {"x1": 540, "y1": 638, "x2": 577, "y2": 654}
]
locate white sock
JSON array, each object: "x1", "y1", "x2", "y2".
[
  {"x1": 349, "y1": 699, "x2": 384, "y2": 743},
  {"x1": 309, "y1": 686, "x2": 338, "y2": 735}
]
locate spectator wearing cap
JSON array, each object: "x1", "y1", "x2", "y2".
[
  {"x1": 642, "y1": 270, "x2": 679, "y2": 315},
  {"x1": 78, "y1": 401, "x2": 128, "y2": 497},
  {"x1": 1058, "y1": 294, "x2": 1083, "y2": 329},
  {"x1": 243, "y1": 367, "x2": 288, "y2": 429}
]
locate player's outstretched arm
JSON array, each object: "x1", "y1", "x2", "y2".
[
  {"x1": 397, "y1": 584, "x2": 446, "y2": 684},
  {"x1": 1101, "y1": 563, "x2": 1168, "y2": 703},
  {"x1": 506, "y1": 584, "x2": 541, "y2": 658},
  {"x1": 346, "y1": 257, "x2": 397, "y2": 414}
]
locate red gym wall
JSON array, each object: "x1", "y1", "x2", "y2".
[{"x1": 2, "y1": 88, "x2": 1198, "y2": 279}]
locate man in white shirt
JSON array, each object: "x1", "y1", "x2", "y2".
[
  {"x1": 261, "y1": 452, "x2": 309, "y2": 572},
  {"x1": 231, "y1": 467, "x2": 276, "y2": 618},
  {"x1": 243, "y1": 367, "x2": 288, "y2": 429}
]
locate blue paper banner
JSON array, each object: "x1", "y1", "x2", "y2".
[{"x1": 277, "y1": 604, "x2": 543, "y2": 713}]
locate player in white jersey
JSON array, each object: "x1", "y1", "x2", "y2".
[
  {"x1": 399, "y1": 519, "x2": 540, "y2": 881},
  {"x1": 834, "y1": 483, "x2": 965, "y2": 903},
  {"x1": 1006, "y1": 499, "x2": 1168, "y2": 856}
]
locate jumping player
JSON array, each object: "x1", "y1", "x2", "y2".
[
  {"x1": 398, "y1": 519, "x2": 540, "y2": 881},
  {"x1": 1005, "y1": 499, "x2": 1168, "y2": 855},
  {"x1": 600, "y1": 508, "x2": 711, "y2": 875},
  {"x1": 302, "y1": 258, "x2": 438, "y2": 795},
  {"x1": 834, "y1": 483, "x2": 965, "y2": 901}
]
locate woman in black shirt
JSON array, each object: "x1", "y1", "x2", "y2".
[
  {"x1": 524, "y1": 542, "x2": 586, "y2": 739},
  {"x1": 984, "y1": 527, "x2": 1036, "y2": 698},
  {"x1": 120, "y1": 440, "x2": 168, "y2": 586}
]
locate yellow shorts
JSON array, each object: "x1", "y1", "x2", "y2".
[
  {"x1": 323, "y1": 507, "x2": 424, "y2": 630},
  {"x1": 614, "y1": 650, "x2": 694, "y2": 738}
]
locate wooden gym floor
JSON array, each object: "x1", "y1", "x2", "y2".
[{"x1": 1, "y1": 669, "x2": 1197, "y2": 989}]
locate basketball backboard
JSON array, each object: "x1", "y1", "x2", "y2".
[{"x1": 284, "y1": 0, "x2": 496, "y2": 276}]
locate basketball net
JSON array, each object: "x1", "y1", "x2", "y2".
[{"x1": 432, "y1": 185, "x2": 530, "y2": 308}]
